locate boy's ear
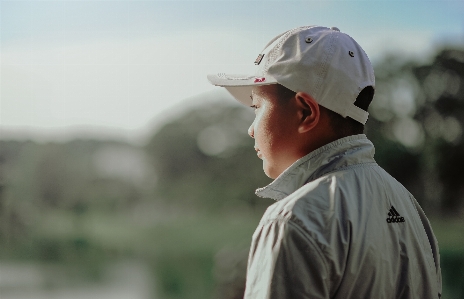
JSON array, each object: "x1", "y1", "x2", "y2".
[{"x1": 295, "y1": 92, "x2": 320, "y2": 133}]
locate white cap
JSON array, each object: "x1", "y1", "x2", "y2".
[{"x1": 207, "y1": 25, "x2": 375, "y2": 124}]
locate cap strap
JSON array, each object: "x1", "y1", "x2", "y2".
[{"x1": 346, "y1": 105, "x2": 369, "y2": 125}]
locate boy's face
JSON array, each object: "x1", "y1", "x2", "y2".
[{"x1": 248, "y1": 85, "x2": 301, "y2": 179}]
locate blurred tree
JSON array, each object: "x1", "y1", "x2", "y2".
[
  {"x1": 414, "y1": 49, "x2": 464, "y2": 215},
  {"x1": 0, "y1": 141, "x2": 33, "y2": 246},
  {"x1": 145, "y1": 101, "x2": 271, "y2": 212},
  {"x1": 35, "y1": 144, "x2": 70, "y2": 208},
  {"x1": 0, "y1": 139, "x2": 148, "y2": 251},
  {"x1": 368, "y1": 48, "x2": 464, "y2": 216}
]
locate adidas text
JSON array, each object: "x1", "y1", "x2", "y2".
[{"x1": 386, "y1": 216, "x2": 405, "y2": 223}]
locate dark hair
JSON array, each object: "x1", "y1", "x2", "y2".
[{"x1": 270, "y1": 84, "x2": 374, "y2": 138}]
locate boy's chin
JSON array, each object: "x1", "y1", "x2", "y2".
[{"x1": 263, "y1": 162, "x2": 280, "y2": 180}]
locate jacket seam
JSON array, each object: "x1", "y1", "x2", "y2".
[
  {"x1": 407, "y1": 193, "x2": 439, "y2": 278},
  {"x1": 286, "y1": 218, "x2": 331, "y2": 281}
]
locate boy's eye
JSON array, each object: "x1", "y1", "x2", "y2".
[{"x1": 250, "y1": 105, "x2": 258, "y2": 110}]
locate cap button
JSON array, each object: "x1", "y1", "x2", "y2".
[{"x1": 330, "y1": 27, "x2": 340, "y2": 32}]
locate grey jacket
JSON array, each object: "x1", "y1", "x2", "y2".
[{"x1": 244, "y1": 135, "x2": 442, "y2": 299}]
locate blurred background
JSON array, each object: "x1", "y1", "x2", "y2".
[{"x1": 1, "y1": 1, "x2": 464, "y2": 298}]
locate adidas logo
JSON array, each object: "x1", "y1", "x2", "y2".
[{"x1": 386, "y1": 206, "x2": 405, "y2": 223}]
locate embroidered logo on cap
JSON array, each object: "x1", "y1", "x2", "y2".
[
  {"x1": 254, "y1": 77, "x2": 266, "y2": 83},
  {"x1": 254, "y1": 54, "x2": 265, "y2": 65}
]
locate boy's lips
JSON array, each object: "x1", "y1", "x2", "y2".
[{"x1": 255, "y1": 147, "x2": 262, "y2": 158}]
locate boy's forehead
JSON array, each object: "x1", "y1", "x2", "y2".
[{"x1": 251, "y1": 85, "x2": 276, "y2": 99}]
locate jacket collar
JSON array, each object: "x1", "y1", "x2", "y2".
[{"x1": 255, "y1": 134, "x2": 376, "y2": 201}]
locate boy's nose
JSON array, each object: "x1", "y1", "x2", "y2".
[{"x1": 248, "y1": 123, "x2": 254, "y2": 138}]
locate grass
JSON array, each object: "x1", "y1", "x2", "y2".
[
  {"x1": 430, "y1": 217, "x2": 464, "y2": 251},
  {"x1": 429, "y1": 218, "x2": 464, "y2": 299},
  {"x1": 30, "y1": 209, "x2": 261, "y2": 299},
  {"x1": 11, "y1": 210, "x2": 464, "y2": 299}
]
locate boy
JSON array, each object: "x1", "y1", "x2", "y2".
[{"x1": 207, "y1": 25, "x2": 441, "y2": 299}]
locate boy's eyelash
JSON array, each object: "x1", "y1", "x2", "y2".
[{"x1": 250, "y1": 105, "x2": 258, "y2": 109}]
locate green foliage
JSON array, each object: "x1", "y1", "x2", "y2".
[{"x1": 367, "y1": 47, "x2": 464, "y2": 215}]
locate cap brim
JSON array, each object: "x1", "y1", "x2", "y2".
[{"x1": 207, "y1": 73, "x2": 277, "y2": 106}]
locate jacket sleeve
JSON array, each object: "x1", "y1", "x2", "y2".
[{"x1": 244, "y1": 218, "x2": 330, "y2": 299}]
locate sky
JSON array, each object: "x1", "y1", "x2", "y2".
[{"x1": 1, "y1": 0, "x2": 463, "y2": 144}]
